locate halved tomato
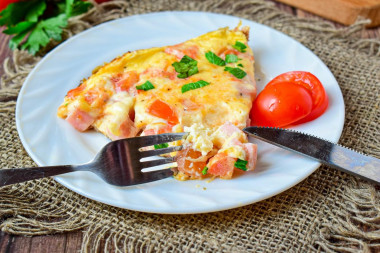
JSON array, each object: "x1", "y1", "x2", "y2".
[
  {"x1": 267, "y1": 71, "x2": 328, "y2": 123},
  {"x1": 250, "y1": 81, "x2": 313, "y2": 127}
]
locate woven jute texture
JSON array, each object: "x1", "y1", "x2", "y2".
[{"x1": 1, "y1": 0, "x2": 379, "y2": 252}]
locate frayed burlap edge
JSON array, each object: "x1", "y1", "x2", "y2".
[{"x1": 0, "y1": 0, "x2": 379, "y2": 252}]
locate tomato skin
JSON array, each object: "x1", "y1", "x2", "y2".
[
  {"x1": 0, "y1": 0, "x2": 20, "y2": 11},
  {"x1": 147, "y1": 99, "x2": 179, "y2": 125},
  {"x1": 251, "y1": 82, "x2": 313, "y2": 127},
  {"x1": 267, "y1": 71, "x2": 328, "y2": 123}
]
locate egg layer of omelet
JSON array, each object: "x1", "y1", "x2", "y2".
[{"x1": 58, "y1": 25, "x2": 256, "y2": 170}]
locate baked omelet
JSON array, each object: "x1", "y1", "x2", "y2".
[{"x1": 57, "y1": 25, "x2": 257, "y2": 180}]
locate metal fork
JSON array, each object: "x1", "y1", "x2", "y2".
[{"x1": 0, "y1": 133, "x2": 187, "y2": 187}]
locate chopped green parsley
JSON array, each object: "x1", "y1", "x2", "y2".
[
  {"x1": 205, "y1": 51, "x2": 225, "y2": 66},
  {"x1": 136, "y1": 80, "x2": 155, "y2": 91},
  {"x1": 224, "y1": 66, "x2": 247, "y2": 79},
  {"x1": 234, "y1": 159, "x2": 248, "y2": 171},
  {"x1": 172, "y1": 55, "x2": 198, "y2": 78},
  {"x1": 181, "y1": 80, "x2": 210, "y2": 93},
  {"x1": 154, "y1": 143, "x2": 169, "y2": 149},
  {"x1": 232, "y1": 41, "x2": 247, "y2": 53},
  {"x1": 225, "y1": 54, "x2": 239, "y2": 63}
]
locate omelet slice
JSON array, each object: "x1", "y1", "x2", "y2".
[{"x1": 57, "y1": 25, "x2": 257, "y2": 180}]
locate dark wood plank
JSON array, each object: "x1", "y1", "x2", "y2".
[
  {"x1": 0, "y1": 231, "x2": 12, "y2": 253},
  {"x1": 6, "y1": 235, "x2": 32, "y2": 253},
  {"x1": 0, "y1": 26, "x2": 12, "y2": 81},
  {"x1": 28, "y1": 234, "x2": 66, "y2": 253},
  {"x1": 64, "y1": 231, "x2": 83, "y2": 253}
]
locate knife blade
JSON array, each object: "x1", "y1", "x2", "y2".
[{"x1": 243, "y1": 126, "x2": 380, "y2": 185}]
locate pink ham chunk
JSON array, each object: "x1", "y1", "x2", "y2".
[
  {"x1": 164, "y1": 44, "x2": 199, "y2": 60},
  {"x1": 217, "y1": 121, "x2": 242, "y2": 138},
  {"x1": 207, "y1": 153, "x2": 237, "y2": 179},
  {"x1": 66, "y1": 109, "x2": 95, "y2": 132},
  {"x1": 242, "y1": 143, "x2": 257, "y2": 171}
]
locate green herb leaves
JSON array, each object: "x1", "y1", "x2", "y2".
[
  {"x1": 232, "y1": 41, "x2": 247, "y2": 52},
  {"x1": 0, "y1": 0, "x2": 92, "y2": 55},
  {"x1": 205, "y1": 51, "x2": 225, "y2": 66},
  {"x1": 154, "y1": 143, "x2": 169, "y2": 149},
  {"x1": 202, "y1": 166, "x2": 208, "y2": 175},
  {"x1": 225, "y1": 54, "x2": 239, "y2": 63},
  {"x1": 234, "y1": 159, "x2": 248, "y2": 171},
  {"x1": 224, "y1": 67, "x2": 247, "y2": 79},
  {"x1": 136, "y1": 80, "x2": 155, "y2": 91},
  {"x1": 181, "y1": 80, "x2": 210, "y2": 93},
  {"x1": 172, "y1": 55, "x2": 198, "y2": 78}
]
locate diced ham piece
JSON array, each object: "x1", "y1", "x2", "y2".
[
  {"x1": 119, "y1": 118, "x2": 138, "y2": 139},
  {"x1": 164, "y1": 44, "x2": 199, "y2": 60},
  {"x1": 242, "y1": 143, "x2": 257, "y2": 171},
  {"x1": 66, "y1": 109, "x2": 95, "y2": 132},
  {"x1": 207, "y1": 153, "x2": 237, "y2": 179},
  {"x1": 218, "y1": 121, "x2": 241, "y2": 136},
  {"x1": 111, "y1": 71, "x2": 139, "y2": 93}
]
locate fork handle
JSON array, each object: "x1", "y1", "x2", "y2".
[{"x1": 0, "y1": 165, "x2": 75, "y2": 187}]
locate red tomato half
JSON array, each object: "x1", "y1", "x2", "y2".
[
  {"x1": 250, "y1": 82, "x2": 313, "y2": 127},
  {"x1": 0, "y1": 0, "x2": 20, "y2": 11},
  {"x1": 267, "y1": 71, "x2": 328, "y2": 123}
]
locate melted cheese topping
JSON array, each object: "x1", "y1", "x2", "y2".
[{"x1": 57, "y1": 25, "x2": 257, "y2": 176}]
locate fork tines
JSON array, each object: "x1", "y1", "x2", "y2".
[
  {"x1": 141, "y1": 145, "x2": 182, "y2": 157},
  {"x1": 133, "y1": 132, "x2": 188, "y2": 147}
]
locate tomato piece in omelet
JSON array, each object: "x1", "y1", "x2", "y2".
[{"x1": 57, "y1": 24, "x2": 257, "y2": 180}]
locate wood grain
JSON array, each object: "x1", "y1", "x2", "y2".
[
  {"x1": 276, "y1": 0, "x2": 380, "y2": 27},
  {"x1": 0, "y1": 26, "x2": 11, "y2": 81},
  {"x1": 0, "y1": 1, "x2": 379, "y2": 252}
]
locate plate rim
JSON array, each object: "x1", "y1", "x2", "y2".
[{"x1": 15, "y1": 11, "x2": 345, "y2": 214}]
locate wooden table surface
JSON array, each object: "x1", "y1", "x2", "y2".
[{"x1": 0, "y1": 1, "x2": 379, "y2": 252}]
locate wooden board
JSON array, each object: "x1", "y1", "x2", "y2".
[{"x1": 276, "y1": 0, "x2": 380, "y2": 27}]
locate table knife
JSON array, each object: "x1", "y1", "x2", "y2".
[{"x1": 243, "y1": 126, "x2": 380, "y2": 185}]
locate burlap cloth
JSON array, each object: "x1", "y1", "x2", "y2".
[{"x1": 0, "y1": 0, "x2": 379, "y2": 252}]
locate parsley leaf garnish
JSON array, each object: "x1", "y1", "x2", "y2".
[
  {"x1": 234, "y1": 159, "x2": 248, "y2": 171},
  {"x1": 181, "y1": 80, "x2": 210, "y2": 93},
  {"x1": 136, "y1": 80, "x2": 155, "y2": 91},
  {"x1": 232, "y1": 41, "x2": 247, "y2": 53},
  {"x1": 237, "y1": 63, "x2": 244, "y2": 67},
  {"x1": 202, "y1": 166, "x2": 208, "y2": 175},
  {"x1": 205, "y1": 51, "x2": 226, "y2": 66},
  {"x1": 224, "y1": 67, "x2": 247, "y2": 79},
  {"x1": 21, "y1": 14, "x2": 68, "y2": 55},
  {"x1": 154, "y1": 143, "x2": 169, "y2": 149},
  {"x1": 0, "y1": 0, "x2": 92, "y2": 55},
  {"x1": 225, "y1": 54, "x2": 239, "y2": 63},
  {"x1": 172, "y1": 55, "x2": 198, "y2": 78}
]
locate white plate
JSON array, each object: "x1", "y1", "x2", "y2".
[{"x1": 16, "y1": 11, "x2": 344, "y2": 214}]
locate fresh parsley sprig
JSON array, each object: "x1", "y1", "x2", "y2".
[
  {"x1": 0, "y1": 0, "x2": 92, "y2": 55},
  {"x1": 172, "y1": 55, "x2": 198, "y2": 78}
]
